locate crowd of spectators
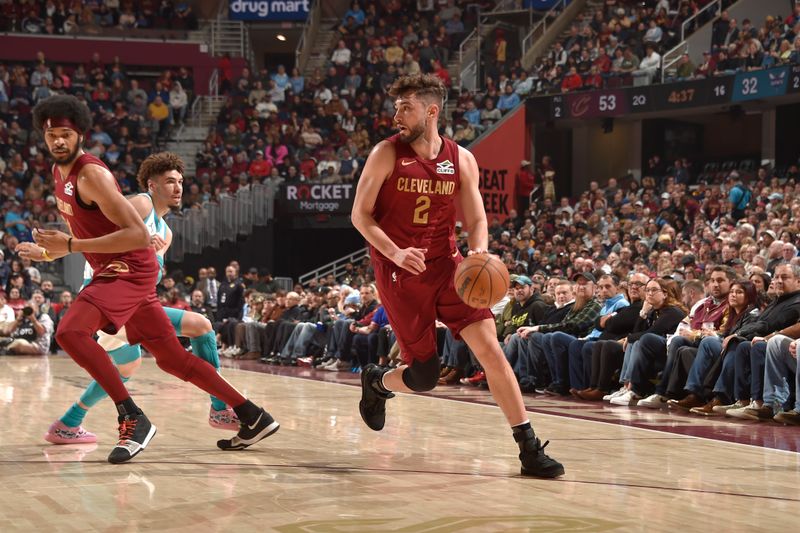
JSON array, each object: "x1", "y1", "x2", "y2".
[
  {"x1": 0, "y1": 51, "x2": 195, "y2": 230},
  {"x1": 0, "y1": 0, "x2": 198, "y2": 34},
  {"x1": 189, "y1": 0, "x2": 491, "y2": 203},
  {"x1": 667, "y1": 5, "x2": 800, "y2": 80}
]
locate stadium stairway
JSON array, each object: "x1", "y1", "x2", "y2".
[{"x1": 301, "y1": 17, "x2": 343, "y2": 79}]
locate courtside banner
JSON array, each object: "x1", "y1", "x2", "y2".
[
  {"x1": 278, "y1": 183, "x2": 355, "y2": 215},
  {"x1": 229, "y1": 0, "x2": 310, "y2": 21},
  {"x1": 466, "y1": 105, "x2": 526, "y2": 222}
]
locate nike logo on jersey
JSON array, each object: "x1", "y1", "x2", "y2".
[
  {"x1": 401, "y1": 159, "x2": 417, "y2": 166},
  {"x1": 392, "y1": 271, "x2": 397, "y2": 282}
]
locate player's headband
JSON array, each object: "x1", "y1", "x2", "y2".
[{"x1": 44, "y1": 117, "x2": 80, "y2": 133}]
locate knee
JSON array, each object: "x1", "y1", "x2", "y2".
[
  {"x1": 56, "y1": 327, "x2": 91, "y2": 350},
  {"x1": 118, "y1": 358, "x2": 142, "y2": 378},
  {"x1": 402, "y1": 356, "x2": 440, "y2": 392},
  {"x1": 196, "y1": 316, "x2": 213, "y2": 335},
  {"x1": 150, "y1": 337, "x2": 195, "y2": 379}
]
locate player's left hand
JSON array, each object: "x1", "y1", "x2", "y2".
[
  {"x1": 467, "y1": 248, "x2": 487, "y2": 256},
  {"x1": 16, "y1": 242, "x2": 50, "y2": 262},
  {"x1": 150, "y1": 234, "x2": 167, "y2": 252},
  {"x1": 33, "y1": 228, "x2": 72, "y2": 254}
]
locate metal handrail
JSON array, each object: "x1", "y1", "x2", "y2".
[
  {"x1": 296, "y1": 0, "x2": 321, "y2": 73},
  {"x1": 660, "y1": 0, "x2": 721, "y2": 82},
  {"x1": 458, "y1": 28, "x2": 477, "y2": 65},
  {"x1": 661, "y1": 41, "x2": 689, "y2": 82},
  {"x1": 521, "y1": 0, "x2": 568, "y2": 56},
  {"x1": 459, "y1": 60, "x2": 478, "y2": 92},
  {"x1": 209, "y1": 68, "x2": 219, "y2": 97},
  {"x1": 681, "y1": 0, "x2": 721, "y2": 41},
  {"x1": 298, "y1": 247, "x2": 370, "y2": 286}
]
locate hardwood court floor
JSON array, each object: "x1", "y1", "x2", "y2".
[{"x1": 1, "y1": 356, "x2": 799, "y2": 532}]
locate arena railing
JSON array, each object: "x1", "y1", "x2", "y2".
[
  {"x1": 521, "y1": 0, "x2": 571, "y2": 57},
  {"x1": 295, "y1": 0, "x2": 321, "y2": 74},
  {"x1": 164, "y1": 181, "x2": 277, "y2": 262},
  {"x1": 662, "y1": 0, "x2": 722, "y2": 82},
  {"x1": 298, "y1": 247, "x2": 370, "y2": 287}
]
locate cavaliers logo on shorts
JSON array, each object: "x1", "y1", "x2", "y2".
[{"x1": 96, "y1": 260, "x2": 131, "y2": 278}]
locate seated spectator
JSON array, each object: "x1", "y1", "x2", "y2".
[
  {"x1": 561, "y1": 67, "x2": 584, "y2": 92},
  {"x1": 633, "y1": 44, "x2": 661, "y2": 85},
  {"x1": 0, "y1": 294, "x2": 53, "y2": 356},
  {"x1": 497, "y1": 84, "x2": 521, "y2": 112}
]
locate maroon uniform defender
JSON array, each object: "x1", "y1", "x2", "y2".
[
  {"x1": 352, "y1": 74, "x2": 564, "y2": 478},
  {"x1": 22, "y1": 95, "x2": 279, "y2": 464}
]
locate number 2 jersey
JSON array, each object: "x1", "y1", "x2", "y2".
[{"x1": 371, "y1": 134, "x2": 461, "y2": 264}]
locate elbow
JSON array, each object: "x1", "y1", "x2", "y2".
[
  {"x1": 134, "y1": 226, "x2": 150, "y2": 248},
  {"x1": 351, "y1": 210, "x2": 366, "y2": 231}
]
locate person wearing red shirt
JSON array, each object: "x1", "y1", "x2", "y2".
[
  {"x1": 561, "y1": 67, "x2": 583, "y2": 92},
  {"x1": 433, "y1": 60, "x2": 452, "y2": 88},
  {"x1": 584, "y1": 66, "x2": 603, "y2": 90},
  {"x1": 516, "y1": 160, "x2": 536, "y2": 215},
  {"x1": 593, "y1": 48, "x2": 612, "y2": 74},
  {"x1": 248, "y1": 152, "x2": 272, "y2": 179}
]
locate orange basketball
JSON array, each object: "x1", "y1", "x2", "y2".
[{"x1": 454, "y1": 253, "x2": 510, "y2": 309}]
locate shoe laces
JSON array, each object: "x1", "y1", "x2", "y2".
[{"x1": 118, "y1": 416, "x2": 137, "y2": 442}]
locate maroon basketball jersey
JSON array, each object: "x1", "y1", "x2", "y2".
[
  {"x1": 372, "y1": 134, "x2": 461, "y2": 263},
  {"x1": 53, "y1": 153, "x2": 155, "y2": 275}
]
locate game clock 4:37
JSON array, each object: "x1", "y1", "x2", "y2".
[{"x1": 535, "y1": 68, "x2": 800, "y2": 120}]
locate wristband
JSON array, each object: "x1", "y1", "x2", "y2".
[
  {"x1": 41, "y1": 249, "x2": 52, "y2": 262},
  {"x1": 68, "y1": 237, "x2": 73, "y2": 253}
]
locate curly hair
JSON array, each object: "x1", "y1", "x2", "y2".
[
  {"x1": 387, "y1": 74, "x2": 447, "y2": 106},
  {"x1": 32, "y1": 95, "x2": 92, "y2": 133},
  {"x1": 136, "y1": 152, "x2": 185, "y2": 191}
]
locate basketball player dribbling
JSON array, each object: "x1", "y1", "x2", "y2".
[
  {"x1": 22, "y1": 95, "x2": 279, "y2": 463},
  {"x1": 351, "y1": 74, "x2": 564, "y2": 477}
]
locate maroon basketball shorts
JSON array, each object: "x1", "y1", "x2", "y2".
[{"x1": 373, "y1": 252, "x2": 492, "y2": 365}]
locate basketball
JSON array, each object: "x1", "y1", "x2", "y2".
[{"x1": 454, "y1": 254, "x2": 510, "y2": 309}]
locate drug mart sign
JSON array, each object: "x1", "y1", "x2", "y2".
[{"x1": 229, "y1": 0, "x2": 310, "y2": 21}]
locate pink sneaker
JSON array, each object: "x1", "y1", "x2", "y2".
[
  {"x1": 209, "y1": 407, "x2": 240, "y2": 431},
  {"x1": 44, "y1": 420, "x2": 98, "y2": 445}
]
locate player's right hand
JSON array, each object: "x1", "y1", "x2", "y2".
[
  {"x1": 16, "y1": 242, "x2": 48, "y2": 262},
  {"x1": 391, "y1": 247, "x2": 427, "y2": 275}
]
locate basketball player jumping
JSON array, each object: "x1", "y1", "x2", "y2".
[
  {"x1": 351, "y1": 75, "x2": 564, "y2": 477},
  {"x1": 40, "y1": 152, "x2": 241, "y2": 446},
  {"x1": 21, "y1": 95, "x2": 278, "y2": 463}
]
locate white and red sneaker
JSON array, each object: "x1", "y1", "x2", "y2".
[
  {"x1": 209, "y1": 407, "x2": 241, "y2": 431},
  {"x1": 44, "y1": 420, "x2": 98, "y2": 445}
]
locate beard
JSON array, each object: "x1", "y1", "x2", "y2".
[
  {"x1": 49, "y1": 143, "x2": 80, "y2": 165},
  {"x1": 398, "y1": 118, "x2": 426, "y2": 144}
]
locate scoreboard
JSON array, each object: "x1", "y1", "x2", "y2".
[{"x1": 531, "y1": 65, "x2": 800, "y2": 121}]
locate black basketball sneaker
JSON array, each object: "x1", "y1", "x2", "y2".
[
  {"x1": 359, "y1": 364, "x2": 395, "y2": 431},
  {"x1": 217, "y1": 408, "x2": 280, "y2": 450},
  {"x1": 515, "y1": 427, "x2": 565, "y2": 478},
  {"x1": 107, "y1": 410, "x2": 157, "y2": 464}
]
